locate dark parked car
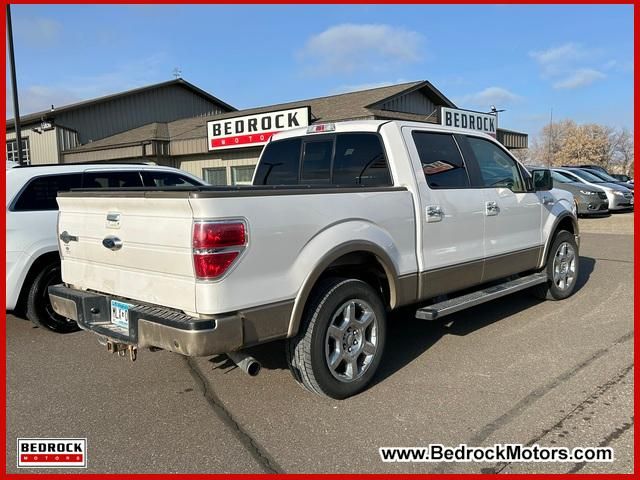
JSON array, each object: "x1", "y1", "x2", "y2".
[
  {"x1": 610, "y1": 173, "x2": 633, "y2": 184},
  {"x1": 571, "y1": 164, "x2": 609, "y2": 175},
  {"x1": 581, "y1": 168, "x2": 634, "y2": 192}
]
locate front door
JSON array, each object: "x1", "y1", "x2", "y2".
[
  {"x1": 463, "y1": 135, "x2": 543, "y2": 282},
  {"x1": 403, "y1": 128, "x2": 486, "y2": 299}
]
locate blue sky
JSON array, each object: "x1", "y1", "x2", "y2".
[{"x1": 6, "y1": 4, "x2": 634, "y2": 137}]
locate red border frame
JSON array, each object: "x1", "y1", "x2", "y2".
[{"x1": 1, "y1": 1, "x2": 636, "y2": 478}]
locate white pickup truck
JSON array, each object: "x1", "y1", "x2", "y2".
[{"x1": 50, "y1": 120, "x2": 579, "y2": 399}]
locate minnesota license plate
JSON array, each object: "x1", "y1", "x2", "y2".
[{"x1": 110, "y1": 300, "x2": 131, "y2": 329}]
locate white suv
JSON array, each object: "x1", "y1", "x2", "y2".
[{"x1": 6, "y1": 163, "x2": 205, "y2": 332}]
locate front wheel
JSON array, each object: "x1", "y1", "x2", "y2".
[
  {"x1": 286, "y1": 278, "x2": 386, "y2": 399},
  {"x1": 533, "y1": 230, "x2": 579, "y2": 300},
  {"x1": 26, "y1": 261, "x2": 80, "y2": 333}
]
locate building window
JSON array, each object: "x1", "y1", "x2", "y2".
[
  {"x1": 203, "y1": 167, "x2": 227, "y2": 186},
  {"x1": 231, "y1": 166, "x2": 255, "y2": 186},
  {"x1": 6, "y1": 137, "x2": 30, "y2": 165}
]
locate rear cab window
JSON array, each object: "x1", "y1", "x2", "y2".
[
  {"x1": 333, "y1": 133, "x2": 391, "y2": 186},
  {"x1": 253, "y1": 132, "x2": 392, "y2": 187},
  {"x1": 301, "y1": 139, "x2": 333, "y2": 183}
]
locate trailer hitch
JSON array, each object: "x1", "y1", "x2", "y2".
[{"x1": 106, "y1": 340, "x2": 137, "y2": 361}]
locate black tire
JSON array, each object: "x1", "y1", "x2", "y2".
[
  {"x1": 25, "y1": 261, "x2": 80, "y2": 333},
  {"x1": 286, "y1": 277, "x2": 386, "y2": 399},
  {"x1": 532, "y1": 230, "x2": 579, "y2": 300}
]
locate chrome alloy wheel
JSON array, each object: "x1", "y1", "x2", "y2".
[
  {"x1": 552, "y1": 241, "x2": 577, "y2": 291},
  {"x1": 324, "y1": 299, "x2": 378, "y2": 382}
]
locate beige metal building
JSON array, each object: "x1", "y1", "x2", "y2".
[
  {"x1": 8, "y1": 80, "x2": 528, "y2": 185},
  {"x1": 5, "y1": 79, "x2": 235, "y2": 165}
]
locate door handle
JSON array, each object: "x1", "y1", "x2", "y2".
[
  {"x1": 426, "y1": 205, "x2": 443, "y2": 223},
  {"x1": 485, "y1": 201, "x2": 499, "y2": 216},
  {"x1": 59, "y1": 231, "x2": 78, "y2": 244}
]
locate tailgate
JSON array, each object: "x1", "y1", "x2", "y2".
[{"x1": 57, "y1": 193, "x2": 197, "y2": 313}]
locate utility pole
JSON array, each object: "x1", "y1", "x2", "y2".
[
  {"x1": 547, "y1": 108, "x2": 553, "y2": 167},
  {"x1": 7, "y1": 4, "x2": 24, "y2": 165}
]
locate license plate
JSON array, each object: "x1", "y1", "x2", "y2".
[{"x1": 110, "y1": 300, "x2": 131, "y2": 329}]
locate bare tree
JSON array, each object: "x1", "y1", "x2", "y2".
[
  {"x1": 529, "y1": 120, "x2": 632, "y2": 172},
  {"x1": 510, "y1": 148, "x2": 530, "y2": 164},
  {"x1": 610, "y1": 128, "x2": 634, "y2": 175}
]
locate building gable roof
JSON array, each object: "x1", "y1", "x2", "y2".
[
  {"x1": 167, "y1": 80, "x2": 456, "y2": 142},
  {"x1": 65, "y1": 80, "x2": 466, "y2": 153},
  {"x1": 6, "y1": 78, "x2": 236, "y2": 129}
]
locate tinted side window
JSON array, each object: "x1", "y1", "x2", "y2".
[
  {"x1": 142, "y1": 171, "x2": 201, "y2": 187},
  {"x1": 412, "y1": 132, "x2": 470, "y2": 188},
  {"x1": 13, "y1": 173, "x2": 83, "y2": 211},
  {"x1": 466, "y1": 137, "x2": 524, "y2": 192},
  {"x1": 253, "y1": 138, "x2": 301, "y2": 185},
  {"x1": 301, "y1": 140, "x2": 332, "y2": 183},
  {"x1": 83, "y1": 171, "x2": 143, "y2": 188},
  {"x1": 333, "y1": 133, "x2": 391, "y2": 186}
]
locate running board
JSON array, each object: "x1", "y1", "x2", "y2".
[{"x1": 415, "y1": 272, "x2": 548, "y2": 321}]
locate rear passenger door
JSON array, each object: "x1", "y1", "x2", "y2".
[
  {"x1": 403, "y1": 128, "x2": 486, "y2": 298},
  {"x1": 463, "y1": 135, "x2": 542, "y2": 281}
]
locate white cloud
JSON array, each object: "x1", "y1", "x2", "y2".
[
  {"x1": 298, "y1": 23, "x2": 424, "y2": 75},
  {"x1": 553, "y1": 68, "x2": 606, "y2": 89},
  {"x1": 529, "y1": 42, "x2": 608, "y2": 90},
  {"x1": 15, "y1": 16, "x2": 63, "y2": 48},
  {"x1": 457, "y1": 87, "x2": 522, "y2": 109},
  {"x1": 530, "y1": 43, "x2": 591, "y2": 71}
]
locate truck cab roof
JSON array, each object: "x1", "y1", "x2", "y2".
[{"x1": 271, "y1": 119, "x2": 500, "y2": 143}]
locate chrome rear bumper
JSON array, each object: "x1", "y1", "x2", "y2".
[{"x1": 48, "y1": 284, "x2": 243, "y2": 356}]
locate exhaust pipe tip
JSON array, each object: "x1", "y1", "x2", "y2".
[
  {"x1": 227, "y1": 351, "x2": 261, "y2": 377},
  {"x1": 245, "y1": 360, "x2": 261, "y2": 377}
]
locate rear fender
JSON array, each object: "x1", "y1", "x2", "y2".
[{"x1": 287, "y1": 220, "x2": 405, "y2": 337}]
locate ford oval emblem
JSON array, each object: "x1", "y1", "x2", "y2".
[{"x1": 102, "y1": 235, "x2": 123, "y2": 251}]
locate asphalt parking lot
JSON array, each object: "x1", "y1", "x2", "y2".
[{"x1": 6, "y1": 212, "x2": 634, "y2": 473}]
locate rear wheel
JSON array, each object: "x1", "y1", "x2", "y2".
[
  {"x1": 533, "y1": 230, "x2": 579, "y2": 300},
  {"x1": 26, "y1": 261, "x2": 80, "y2": 333},
  {"x1": 286, "y1": 278, "x2": 386, "y2": 399}
]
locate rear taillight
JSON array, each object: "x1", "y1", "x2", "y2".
[{"x1": 192, "y1": 220, "x2": 247, "y2": 279}]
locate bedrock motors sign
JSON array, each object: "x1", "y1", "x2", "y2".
[{"x1": 17, "y1": 438, "x2": 87, "y2": 468}]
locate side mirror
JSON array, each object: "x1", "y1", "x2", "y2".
[{"x1": 531, "y1": 169, "x2": 553, "y2": 191}]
